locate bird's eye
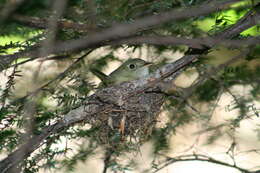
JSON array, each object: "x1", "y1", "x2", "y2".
[{"x1": 129, "y1": 64, "x2": 136, "y2": 69}]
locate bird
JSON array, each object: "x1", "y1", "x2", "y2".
[
  {"x1": 91, "y1": 58, "x2": 153, "y2": 87},
  {"x1": 90, "y1": 58, "x2": 156, "y2": 136}
]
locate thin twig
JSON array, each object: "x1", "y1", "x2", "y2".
[{"x1": 152, "y1": 154, "x2": 251, "y2": 173}]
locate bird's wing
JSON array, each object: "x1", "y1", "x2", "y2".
[{"x1": 90, "y1": 68, "x2": 111, "y2": 87}]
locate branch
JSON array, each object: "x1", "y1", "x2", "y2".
[
  {"x1": 216, "y1": 5, "x2": 260, "y2": 39},
  {"x1": 108, "y1": 35, "x2": 260, "y2": 49},
  {"x1": 0, "y1": 0, "x2": 242, "y2": 72},
  {"x1": 152, "y1": 154, "x2": 252, "y2": 173},
  {"x1": 28, "y1": 0, "x2": 242, "y2": 54},
  {"x1": 12, "y1": 14, "x2": 95, "y2": 32}
]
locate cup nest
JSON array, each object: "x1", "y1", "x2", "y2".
[{"x1": 83, "y1": 83, "x2": 165, "y2": 144}]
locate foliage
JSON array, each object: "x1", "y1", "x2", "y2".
[{"x1": 0, "y1": 0, "x2": 260, "y2": 173}]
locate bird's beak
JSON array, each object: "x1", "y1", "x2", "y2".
[{"x1": 144, "y1": 62, "x2": 153, "y2": 66}]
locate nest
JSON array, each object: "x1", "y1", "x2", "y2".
[{"x1": 83, "y1": 82, "x2": 165, "y2": 144}]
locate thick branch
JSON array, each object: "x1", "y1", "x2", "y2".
[
  {"x1": 0, "y1": 0, "x2": 242, "y2": 72},
  {"x1": 36, "y1": 0, "x2": 240, "y2": 54},
  {"x1": 109, "y1": 36, "x2": 260, "y2": 49}
]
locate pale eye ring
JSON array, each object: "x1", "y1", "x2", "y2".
[{"x1": 129, "y1": 64, "x2": 136, "y2": 69}]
